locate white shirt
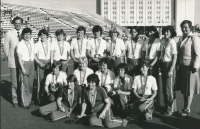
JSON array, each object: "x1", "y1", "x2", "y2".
[
  {"x1": 143, "y1": 38, "x2": 161, "y2": 59},
  {"x1": 71, "y1": 38, "x2": 88, "y2": 58},
  {"x1": 73, "y1": 67, "x2": 94, "y2": 85},
  {"x1": 86, "y1": 37, "x2": 107, "y2": 57},
  {"x1": 17, "y1": 39, "x2": 35, "y2": 61},
  {"x1": 132, "y1": 75, "x2": 157, "y2": 96},
  {"x1": 45, "y1": 71, "x2": 67, "y2": 86},
  {"x1": 95, "y1": 69, "x2": 115, "y2": 87},
  {"x1": 107, "y1": 38, "x2": 125, "y2": 56},
  {"x1": 51, "y1": 40, "x2": 71, "y2": 61},
  {"x1": 125, "y1": 39, "x2": 144, "y2": 59},
  {"x1": 35, "y1": 40, "x2": 51, "y2": 60},
  {"x1": 160, "y1": 38, "x2": 177, "y2": 62}
]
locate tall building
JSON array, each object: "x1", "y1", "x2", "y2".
[{"x1": 97, "y1": 0, "x2": 197, "y2": 35}]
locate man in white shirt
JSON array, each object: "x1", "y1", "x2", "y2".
[
  {"x1": 108, "y1": 28, "x2": 126, "y2": 75},
  {"x1": 51, "y1": 29, "x2": 70, "y2": 73},
  {"x1": 71, "y1": 26, "x2": 87, "y2": 70},
  {"x1": 87, "y1": 25, "x2": 107, "y2": 72},
  {"x1": 4, "y1": 16, "x2": 23, "y2": 107},
  {"x1": 17, "y1": 28, "x2": 35, "y2": 109}
]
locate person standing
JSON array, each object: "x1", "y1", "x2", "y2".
[
  {"x1": 71, "y1": 26, "x2": 88, "y2": 70},
  {"x1": 160, "y1": 26, "x2": 177, "y2": 115},
  {"x1": 17, "y1": 28, "x2": 35, "y2": 109},
  {"x1": 4, "y1": 16, "x2": 23, "y2": 107},
  {"x1": 51, "y1": 29, "x2": 70, "y2": 73},
  {"x1": 34, "y1": 29, "x2": 52, "y2": 105},
  {"x1": 177, "y1": 20, "x2": 200, "y2": 117},
  {"x1": 87, "y1": 25, "x2": 107, "y2": 72}
]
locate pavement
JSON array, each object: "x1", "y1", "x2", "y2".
[{"x1": 1, "y1": 61, "x2": 200, "y2": 129}]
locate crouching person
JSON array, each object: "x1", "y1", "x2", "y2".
[
  {"x1": 42, "y1": 62, "x2": 67, "y2": 104},
  {"x1": 132, "y1": 60, "x2": 157, "y2": 120},
  {"x1": 39, "y1": 75, "x2": 82, "y2": 121},
  {"x1": 77, "y1": 74, "x2": 127, "y2": 128}
]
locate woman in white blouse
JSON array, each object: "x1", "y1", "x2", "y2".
[
  {"x1": 35, "y1": 29, "x2": 52, "y2": 105},
  {"x1": 160, "y1": 26, "x2": 177, "y2": 115},
  {"x1": 73, "y1": 57, "x2": 94, "y2": 87},
  {"x1": 132, "y1": 60, "x2": 157, "y2": 120}
]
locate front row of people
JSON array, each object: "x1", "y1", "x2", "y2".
[{"x1": 38, "y1": 59, "x2": 157, "y2": 128}]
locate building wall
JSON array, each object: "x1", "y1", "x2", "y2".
[{"x1": 100, "y1": 0, "x2": 172, "y2": 26}]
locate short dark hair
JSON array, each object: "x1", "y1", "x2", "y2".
[
  {"x1": 99, "y1": 57, "x2": 111, "y2": 69},
  {"x1": 130, "y1": 26, "x2": 140, "y2": 34},
  {"x1": 162, "y1": 26, "x2": 177, "y2": 38},
  {"x1": 117, "y1": 63, "x2": 128, "y2": 73},
  {"x1": 92, "y1": 25, "x2": 102, "y2": 35},
  {"x1": 180, "y1": 20, "x2": 193, "y2": 30},
  {"x1": 22, "y1": 28, "x2": 32, "y2": 35},
  {"x1": 52, "y1": 61, "x2": 62, "y2": 71},
  {"x1": 67, "y1": 74, "x2": 78, "y2": 86},
  {"x1": 38, "y1": 29, "x2": 49, "y2": 37},
  {"x1": 87, "y1": 74, "x2": 100, "y2": 86},
  {"x1": 12, "y1": 16, "x2": 23, "y2": 24},
  {"x1": 55, "y1": 29, "x2": 66, "y2": 37},
  {"x1": 146, "y1": 26, "x2": 159, "y2": 38},
  {"x1": 138, "y1": 59, "x2": 152, "y2": 75},
  {"x1": 76, "y1": 26, "x2": 86, "y2": 35}
]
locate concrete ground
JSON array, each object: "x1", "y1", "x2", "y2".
[{"x1": 1, "y1": 60, "x2": 200, "y2": 129}]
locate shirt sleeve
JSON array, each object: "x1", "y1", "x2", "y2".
[
  {"x1": 86, "y1": 39, "x2": 91, "y2": 50},
  {"x1": 100, "y1": 88, "x2": 108, "y2": 100},
  {"x1": 156, "y1": 42, "x2": 161, "y2": 51},
  {"x1": 63, "y1": 73, "x2": 68, "y2": 86},
  {"x1": 16, "y1": 42, "x2": 22, "y2": 54},
  {"x1": 113, "y1": 77, "x2": 119, "y2": 88},
  {"x1": 34, "y1": 43, "x2": 39, "y2": 54},
  {"x1": 132, "y1": 76, "x2": 138, "y2": 89},
  {"x1": 3, "y1": 33, "x2": 10, "y2": 57},
  {"x1": 127, "y1": 77, "x2": 133, "y2": 90},
  {"x1": 171, "y1": 40, "x2": 177, "y2": 54},
  {"x1": 57, "y1": 88, "x2": 64, "y2": 98},
  {"x1": 67, "y1": 42, "x2": 71, "y2": 52},
  {"x1": 70, "y1": 39, "x2": 75, "y2": 50},
  {"x1": 120, "y1": 40, "x2": 126, "y2": 50},
  {"x1": 151, "y1": 77, "x2": 158, "y2": 91}
]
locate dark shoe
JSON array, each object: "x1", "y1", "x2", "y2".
[
  {"x1": 23, "y1": 105, "x2": 30, "y2": 109},
  {"x1": 13, "y1": 103, "x2": 18, "y2": 108},
  {"x1": 179, "y1": 109, "x2": 190, "y2": 117},
  {"x1": 30, "y1": 101, "x2": 34, "y2": 105}
]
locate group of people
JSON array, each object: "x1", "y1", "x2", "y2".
[{"x1": 4, "y1": 16, "x2": 200, "y2": 128}]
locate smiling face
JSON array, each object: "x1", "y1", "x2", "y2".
[
  {"x1": 24, "y1": 33, "x2": 31, "y2": 41},
  {"x1": 14, "y1": 19, "x2": 22, "y2": 31},
  {"x1": 53, "y1": 66, "x2": 60, "y2": 75},
  {"x1": 100, "y1": 63, "x2": 108, "y2": 73},
  {"x1": 118, "y1": 68, "x2": 125, "y2": 77},
  {"x1": 40, "y1": 33, "x2": 47, "y2": 42},
  {"x1": 57, "y1": 34, "x2": 64, "y2": 41},
  {"x1": 93, "y1": 31, "x2": 101, "y2": 38},
  {"x1": 79, "y1": 60, "x2": 87, "y2": 71},
  {"x1": 140, "y1": 65, "x2": 149, "y2": 76},
  {"x1": 131, "y1": 29, "x2": 138, "y2": 39},
  {"x1": 164, "y1": 30, "x2": 171, "y2": 39},
  {"x1": 77, "y1": 30, "x2": 84, "y2": 39},
  {"x1": 68, "y1": 81, "x2": 75, "y2": 90},
  {"x1": 110, "y1": 30, "x2": 118, "y2": 41},
  {"x1": 88, "y1": 81, "x2": 96, "y2": 90},
  {"x1": 181, "y1": 23, "x2": 191, "y2": 36}
]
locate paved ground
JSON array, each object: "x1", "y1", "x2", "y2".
[{"x1": 1, "y1": 61, "x2": 200, "y2": 129}]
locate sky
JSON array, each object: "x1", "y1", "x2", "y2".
[{"x1": 2, "y1": 0, "x2": 96, "y2": 12}]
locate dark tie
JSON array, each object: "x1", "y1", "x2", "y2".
[{"x1": 17, "y1": 32, "x2": 20, "y2": 41}]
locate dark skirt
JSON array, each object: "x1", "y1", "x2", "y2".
[{"x1": 176, "y1": 65, "x2": 200, "y2": 95}]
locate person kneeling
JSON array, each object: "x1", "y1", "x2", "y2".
[
  {"x1": 77, "y1": 74, "x2": 127, "y2": 128},
  {"x1": 39, "y1": 75, "x2": 82, "y2": 121},
  {"x1": 132, "y1": 60, "x2": 157, "y2": 120}
]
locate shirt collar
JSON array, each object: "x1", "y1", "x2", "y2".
[{"x1": 14, "y1": 28, "x2": 22, "y2": 34}]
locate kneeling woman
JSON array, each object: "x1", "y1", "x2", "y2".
[
  {"x1": 77, "y1": 74, "x2": 127, "y2": 128},
  {"x1": 39, "y1": 75, "x2": 82, "y2": 121},
  {"x1": 132, "y1": 60, "x2": 157, "y2": 120}
]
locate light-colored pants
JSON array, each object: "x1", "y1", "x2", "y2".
[
  {"x1": 39, "y1": 101, "x2": 70, "y2": 121},
  {"x1": 10, "y1": 68, "x2": 20, "y2": 104},
  {"x1": 21, "y1": 61, "x2": 34, "y2": 107}
]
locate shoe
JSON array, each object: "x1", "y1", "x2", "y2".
[
  {"x1": 164, "y1": 111, "x2": 173, "y2": 116},
  {"x1": 121, "y1": 119, "x2": 128, "y2": 127},
  {"x1": 179, "y1": 109, "x2": 190, "y2": 117},
  {"x1": 23, "y1": 105, "x2": 30, "y2": 109},
  {"x1": 12, "y1": 103, "x2": 18, "y2": 108}
]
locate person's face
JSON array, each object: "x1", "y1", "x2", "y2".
[
  {"x1": 57, "y1": 34, "x2": 64, "y2": 41},
  {"x1": 181, "y1": 23, "x2": 191, "y2": 36},
  {"x1": 79, "y1": 61, "x2": 87, "y2": 70},
  {"x1": 40, "y1": 33, "x2": 47, "y2": 42},
  {"x1": 77, "y1": 30, "x2": 84, "y2": 39},
  {"x1": 68, "y1": 81, "x2": 75, "y2": 90},
  {"x1": 53, "y1": 66, "x2": 60, "y2": 75},
  {"x1": 131, "y1": 29, "x2": 138, "y2": 39},
  {"x1": 14, "y1": 19, "x2": 22, "y2": 31},
  {"x1": 118, "y1": 68, "x2": 125, "y2": 77},
  {"x1": 100, "y1": 63, "x2": 108, "y2": 72},
  {"x1": 24, "y1": 33, "x2": 31, "y2": 41},
  {"x1": 110, "y1": 31, "x2": 118, "y2": 40},
  {"x1": 148, "y1": 31, "x2": 156, "y2": 39},
  {"x1": 88, "y1": 81, "x2": 96, "y2": 90},
  {"x1": 140, "y1": 65, "x2": 149, "y2": 75},
  {"x1": 164, "y1": 30, "x2": 171, "y2": 39},
  {"x1": 94, "y1": 31, "x2": 101, "y2": 38}
]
